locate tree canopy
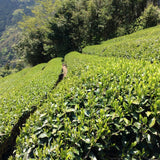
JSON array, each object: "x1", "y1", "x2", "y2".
[{"x1": 16, "y1": 0, "x2": 160, "y2": 66}]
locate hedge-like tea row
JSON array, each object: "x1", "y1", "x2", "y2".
[
  {"x1": 83, "y1": 26, "x2": 160, "y2": 62},
  {"x1": 11, "y1": 52, "x2": 160, "y2": 159},
  {"x1": 0, "y1": 58, "x2": 62, "y2": 144}
]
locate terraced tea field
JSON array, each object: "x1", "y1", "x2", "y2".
[
  {"x1": 0, "y1": 26, "x2": 159, "y2": 159},
  {"x1": 83, "y1": 25, "x2": 160, "y2": 62},
  {"x1": 9, "y1": 52, "x2": 160, "y2": 159},
  {"x1": 0, "y1": 58, "x2": 62, "y2": 159}
]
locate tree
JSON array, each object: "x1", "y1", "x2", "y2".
[
  {"x1": 16, "y1": 0, "x2": 159, "y2": 66},
  {"x1": 16, "y1": 0, "x2": 56, "y2": 65},
  {"x1": 15, "y1": 30, "x2": 52, "y2": 66}
]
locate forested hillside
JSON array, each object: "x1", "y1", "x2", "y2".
[
  {"x1": 0, "y1": 0, "x2": 34, "y2": 76},
  {"x1": 16, "y1": 0, "x2": 160, "y2": 66},
  {"x1": 0, "y1": 0, "x2": 34, "y2": 36}
]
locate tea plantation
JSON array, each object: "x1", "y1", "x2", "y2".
[
  {"x1": 0, "y1": 58, "x2": 62, "y2": 153},
  {"x1": 83, "y1": 25, "x2": 160, "y2": 62},
  {"x1": 0, "y1": 26, "x2": 159, "y2": 159}
]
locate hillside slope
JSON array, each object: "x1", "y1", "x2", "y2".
[
  {"x1": 0, "y1": 0, "x2": 34, "y2": 36},
  {"x1": 0, "y1": 26, "x2": 159, "y2": 159},
  {"x1": 0, "y1": 58, "x2": 62, "y2": 159},
  {"x1": 11, "y1": 52, "x2": 160, "y2": 159},
  {"x1": 0, "y1": 0, "x2": 34, "y2": 72},
  {"x1": 83, "y1": 25, "x2": 160, "y2": 62}
]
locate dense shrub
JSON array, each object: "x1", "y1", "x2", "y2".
[
  {"x1": 142, "y1": 4, "x2": 160, "y2": 28},
  {"x1": 11, "y1": 52, "x2": 160, "y2": 159},
  {"x1": 130, "y1": 4, "x2": 160, "y2": 33}
]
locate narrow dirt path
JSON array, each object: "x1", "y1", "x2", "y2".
[
  {"x1": 62, "y1": 64, "x2": 67, "y2": 78},
  {"x1": 53, "y1": 64, "x2": 67, "y2": 89}
]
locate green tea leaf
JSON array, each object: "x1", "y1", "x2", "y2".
[
  {"x1": 146, "y1": 111, "x2": 152, "y2": 117},
  {"x1": 134, "y1": 122, "x2": 141, "y2": 129},
  {"x1": 149, "y1": 117, "x2": 156, "y2": 128},
  {"x1": 38, "y1": 133, "x2": 48, "y2": 139},
  {"x1": 124, "y1": 118, "x2": 130, "y2": 125}
]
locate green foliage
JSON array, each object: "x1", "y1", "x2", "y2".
[
  {"x1": 1, "y1": 0, "x2": 159, "y2": 67},
  {"x1": 11, "y1": 52, "x2": 160, "y2": 159},
  {"x1": 130, "y1": 4, "x2": 160, "y2": 33},
  {"x1": 0, "y1": 26, "x2": 27, "y2": 77},
  {"x1": 83, "y1": 25, "x2": 160, "y2": 62},
  {"x1": 15, "y1": 0, "x2": 56, "y2": 65},
  {"x1": 0, "y1": 69, "x2": 12, "y2": 77},
  {"x1": 0, "y1": 0, "x2": 34, "y2": 70},
  {"x1": 141, "y1": 4, "x2": 160, "y2": 28},
  {"x1": 0, "y1": 26, "x2": 19, "y2": 68},
  {"x1": 12, "y1": 9, "x2": 24, "y2": 24},
  {"x1": 0, "y1": 0, "x2": 34, "y2": 36},
  {"x1": 1, "y1": 1, "x2": 160, "y2": 159},
  {"x1": 14, "y1": 30, "x2": 52, "y2": 66},
  {"x1": 15, "y1": 63, "x2": 25, "y2": 71},
  {"x1": 17, "y1": 0, "x2": 159, "y2": 65},
  {"x1": 0, "y1": 58, "x2": 62, "y2": 145}
]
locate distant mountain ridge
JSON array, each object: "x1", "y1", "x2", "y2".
[
  {"x1": 0, "y1": 0, "x2": 34, "y2": 36},
  {"x1": 0, "y1": 0, "x2": 34, "y2": 72},
  {"x1": 0, "y1": 0, "x2": 18, "y2": 35}
]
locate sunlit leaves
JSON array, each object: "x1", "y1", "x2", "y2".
[
  {"x1": 13, "y1": 52, "x2": 160, "y2": 159},
  {"x1": 0, "y1": 58, "x2": 62, "y2": 145},
  {"x1": 83, "y1": 25, "x2": 160, "y2": 62}
]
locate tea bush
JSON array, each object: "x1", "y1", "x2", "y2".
[
  {"x1": 12, "y1": 52, "x2": 160, "y2": 159},
  {"x1": 83, "y1": 25, "x2": 160, "y2": 62},
  {"x1": 0, "y1": 58, "x2": 62, "y2": 144}
]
